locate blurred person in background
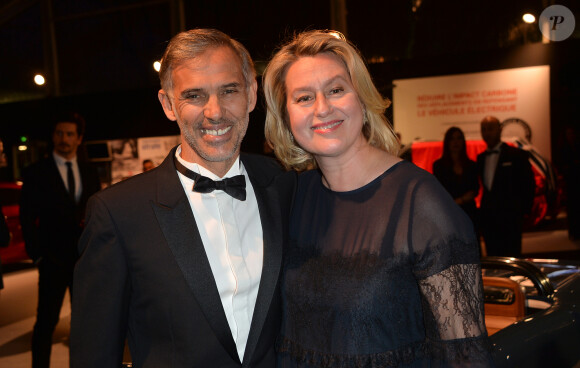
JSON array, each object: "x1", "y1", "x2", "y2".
[
  {"x1": 555, "y1": 125, "x2": 580, "y2": 241},
  {"x1": 142, "y1": 158, "x2": 155, "y2": 172},
  {"x1": 433, "y1": 127, "x2": 480, "y2": 237},
  {"x1": 477, "y1": 116, "x2": 535, "y2": 257},
  {"x1": 19, "y1": 112, "x2": 101, "y2": 368}
]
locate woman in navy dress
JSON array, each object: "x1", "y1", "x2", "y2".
[{"x1": 263, "y1": 30, "x2": 493, "y2": 367}]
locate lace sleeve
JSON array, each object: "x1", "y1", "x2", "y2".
[{"x1": 418, "y1": 263, "x2": 495, "y2": 367}]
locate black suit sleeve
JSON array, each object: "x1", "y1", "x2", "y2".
[
  {"x1": 518, "y1": 150, "x2": 536, "y2": 215},
  {"x1": 432, "y1": 160, "x2": 443, "y2": 181},
  {"x1": 19, "y1": 165, "x2": 43, "y2": 262},
  {"x1": 70, "y1": 195, "x2": 129, "y2": 368}
]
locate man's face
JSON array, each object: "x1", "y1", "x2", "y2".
[
  {"x1": 158, "y1": 46, "x2": 257, "y2": 176},
  {"x1": 53, "y1": 122, "x2": 82, "y2": 159},
  {"x1": 480, "y1": 121, "x2": 502, "y2": 148},
  {"x1": 143, "y1": 161, "x2": 154, "y2": 171}
]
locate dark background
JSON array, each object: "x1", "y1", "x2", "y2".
[{"x1": 0, "y1": 0, "x2": 578, "y2": 180}]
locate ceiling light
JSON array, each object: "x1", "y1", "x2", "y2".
[
  {"x1": 523, "y1": 13, "x2": 536, "y2": 23},
  {"x1": 34, "y1": 74, "x2": 45, "y2": 85}
]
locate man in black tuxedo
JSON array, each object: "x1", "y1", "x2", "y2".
[
  {"x1": 19, "y1": 112, "x2": 101, "y2": 368},
  {"x1": 70, "y1": 29, "x2": 294, "y2": 368},
  {"x1": 477, "y1": 116, "x2": 535, "y2": 257}
]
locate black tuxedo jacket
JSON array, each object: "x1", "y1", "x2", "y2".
[
  {"x1": 70, "y1": 147, "x2": 295, "y2": 368},
  {"x1": 476, "y1": 142, "x2": 535, "y2": 216},
  {"x1": 19, "y1": 155, "x2": 101, "y2": 266}
]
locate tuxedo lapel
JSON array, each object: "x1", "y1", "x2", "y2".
[
  {"x1": 240, "y1": 155, "x2": 283, "y2": 366},
  {"x1": 476, "y1": 154, "x2": 485, "y2": 191},
  {"x1": 490, "y1": 143, "x2": 509, "y2": 192},
  {"x1": 151, "y1": 147, "x2": 239, "y2": 363}
]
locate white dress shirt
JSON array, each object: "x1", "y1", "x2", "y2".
[
  {"x1": 175, "y1": 146, "x2": 263, "y2": 361},
  {"x1": 53, "y1": 152, "x2": 82, "y2": 202},
  {"x1": 484, "y1": 142, "x2": 501, "y2": 191}
]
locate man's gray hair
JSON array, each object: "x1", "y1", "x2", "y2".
[{"x1": 159, "y1": 28, "x2": 256, "y2": 93}]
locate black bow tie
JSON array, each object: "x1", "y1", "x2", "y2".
[{"x1": 174, "y1": 157, "x2": 246, "y2": 201}]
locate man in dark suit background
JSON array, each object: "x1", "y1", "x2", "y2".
[
  {"x1": 477, "y1": 116, "x2": 535, "y2": 257},
  {"x1": 19, "y1": 112, "x2": 101, "y2": 368},
  {"x1": 70, "y1": 29, "x2": 293, "y2": 368}
]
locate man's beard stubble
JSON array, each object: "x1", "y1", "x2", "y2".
[{"x1": 180, "y1": 115, "x2": 249, "y2": 164}]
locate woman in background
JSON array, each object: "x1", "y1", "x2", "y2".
[
  {"x1": 433, "y1": 127, "x2": 480, "y2": 231},
  {"x1": 263, "y1": 30, "x2": 492, "y2": 367}
]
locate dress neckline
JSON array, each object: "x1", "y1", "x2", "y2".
[{"x1": 319, "y1": 160, "x2": 407, "y2": 195}]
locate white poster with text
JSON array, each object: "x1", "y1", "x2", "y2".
[{"x1": 393, "y1": 65, "x2": 551, "y2": 158}]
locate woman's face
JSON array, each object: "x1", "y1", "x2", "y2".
[
  {"x1": 284, "y1": 53, "x2": 365, "y2": 162},
  {"x1": 449, "y1": 130, "x2": 464, "y2": 153}
]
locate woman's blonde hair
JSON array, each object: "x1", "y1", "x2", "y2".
[{"x1": 263, "y1": 30, "x2": 399, "y2": 171}]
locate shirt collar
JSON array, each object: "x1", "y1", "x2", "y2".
[
  {"x1": 53, "y1": 151, "x2": 77, "y2": 165},
  {"x1": 175, "y1": 145, "x2": 242, "y2": 180}
]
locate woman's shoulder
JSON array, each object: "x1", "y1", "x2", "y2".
[
  {"x1": 387, "y1": 161, "x2": 456, "y2": 204},
  {"x1": 391, "y1": 160, "x2": 437, "y2": 181},
  {"x1": 432, "y1": 157, "x2": 445, "y2": 166},
  {"x1": 432, "y1": 158, "x2": 448, "y2": 172},
  {"x1": 297, "y1": 168, "x2": 320, "y2": 179},
  {"x1": 296, "y1": 169, "x2": 322, "y2": 188}
]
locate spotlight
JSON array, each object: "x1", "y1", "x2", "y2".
[
  {"x1": 523, "y1": 13, "x2": 535, "y2": 23},
  {"x1": 34, "y1": 74, "x2": 45, "y2": 85}
]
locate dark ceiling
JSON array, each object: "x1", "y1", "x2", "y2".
[
  {"x1": 0, "y1": 0, "x2": 577, "y2": 159},
  {"x1": 2, "y1": 0, "x2": 576, "y2": 104}
]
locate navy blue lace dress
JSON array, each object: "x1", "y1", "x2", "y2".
[{"x1": 277, "y1": 161, "x2": 493, "y2": 367}]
